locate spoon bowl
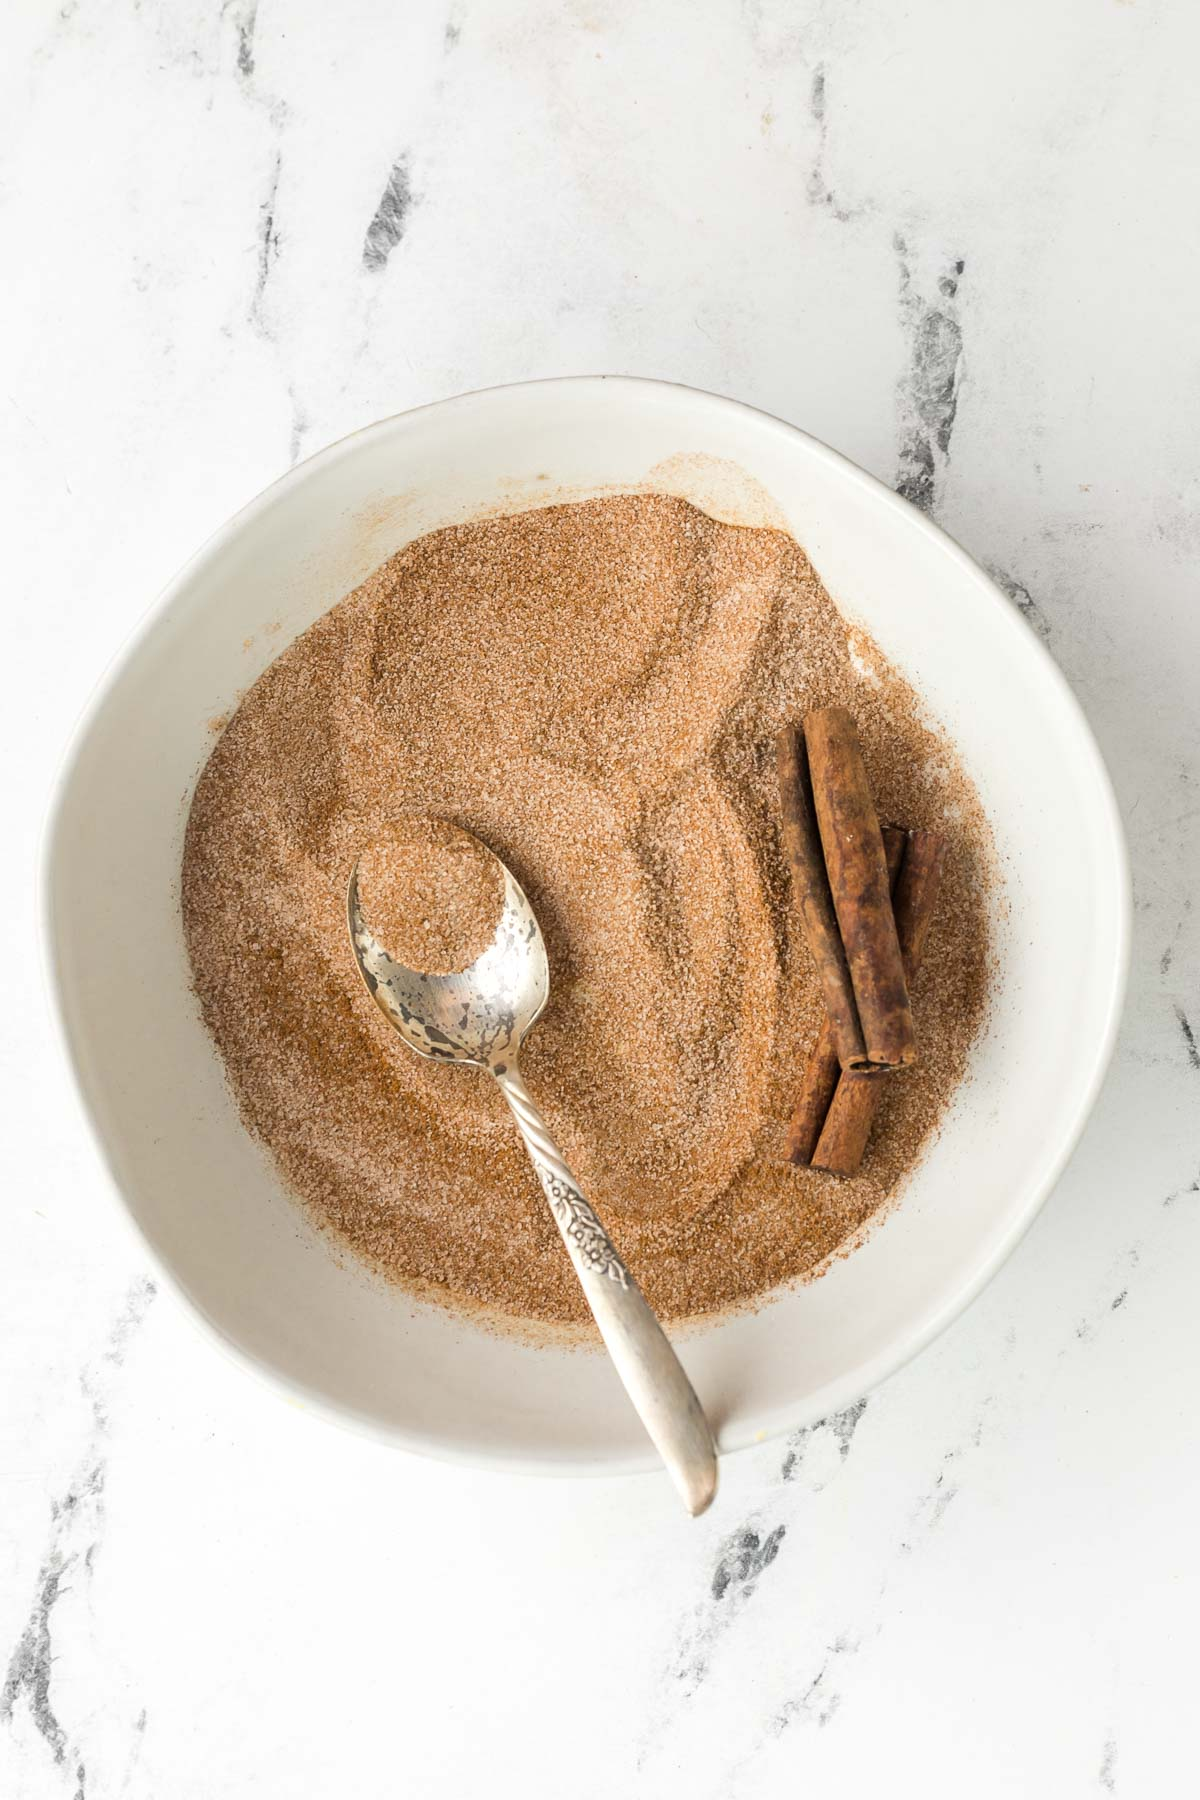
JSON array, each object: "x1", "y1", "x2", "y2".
[{"x1": 347, "y1": 851, "x2": 548, "y2": 1070}]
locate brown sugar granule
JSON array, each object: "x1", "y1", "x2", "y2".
[
  {"x1": 356, "y1": 817, "x2": 504, "y2": 974},
  {"x1": 181, "y1": 495, "x2": 992, "y2": 1333}
]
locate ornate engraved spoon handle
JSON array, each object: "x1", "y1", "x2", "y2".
[{"x1": 493, "y1": 1064, "x2": 718, "y2": 1515}]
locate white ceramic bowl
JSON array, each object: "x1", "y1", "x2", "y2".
[{"x1": 43, "y1": 378, "x2": 1129, "y2": 1475}]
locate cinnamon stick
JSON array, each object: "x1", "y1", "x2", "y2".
[
  {"x1": 805, "y1": 707, "x2": 916, "y2": 1070},
  {"x1": 812, "y1": 830, "x2": 947, "y2": 1175},
  {"x1": 787, "y1": 826, "x2": 907, "y2": 1166},
  {"x1": 776, "y1": 723, "x2": 865, "y2": 1068}
]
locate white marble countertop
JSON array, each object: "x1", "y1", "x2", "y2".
[{"x1": 3, "y1": 2, "x2": 1198, "y2": 1794}]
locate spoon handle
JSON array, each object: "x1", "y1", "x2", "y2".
[{"x1": 493, "y1": 1065, "x2": 718, "y2": 1515}]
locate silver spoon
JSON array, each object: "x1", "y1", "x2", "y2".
[{"x1": 347, "y1": 828, "x2": 718, "y2": 1515}]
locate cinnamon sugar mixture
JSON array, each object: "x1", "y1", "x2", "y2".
[
  {"x1": 182, "y1": 495, "x2": 991, "y2": 1331},
  {"x1": 356, "y1": 817, "x2": 504, "y2": 973}
]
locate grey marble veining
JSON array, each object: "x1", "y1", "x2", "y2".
[
  {"x1": 2, "y1": 1281, "x2": 156, "y2": 1794},
  {"x1": 3, "y1": 0, "x2": 1199, "y2": 1794}
]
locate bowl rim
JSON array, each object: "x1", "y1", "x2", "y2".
[{"x1": 39, "y1": 374, "x2": 1132, "y2": 1476}]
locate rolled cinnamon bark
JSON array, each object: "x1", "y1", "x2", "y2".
[
  {"x1": 776, "y1": 723, "x2": 866, "y2": 1069},
  {"x1": 812, "y1": 830, "x2": 947, "y2": 1175},
  {"x1": 805, "y1": 707, "x2": 916, "y2": 1070},
  {"x1": 787, "y1": 827, "x2": 907, "y2": 1166}
]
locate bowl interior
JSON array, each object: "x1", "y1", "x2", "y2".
[{"x1": 44, "y1": 379, "x2": 1127, "y2": 1471}]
